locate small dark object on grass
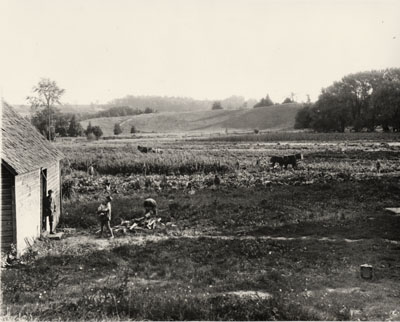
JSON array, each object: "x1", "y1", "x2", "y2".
[
  {"x1": 137, "y1": 145, "x2": 153, "y2": 153},
  {"x1": 360, "y1": 264, "x2": 373, "y2": 279}
]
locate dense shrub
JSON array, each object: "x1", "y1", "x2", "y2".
[
  {"x1": 254, "y1": 95, "x2": 274, "y2": 108},
  {"x1": 113, "y1": 123, "x2": 123, "y2": 135}
]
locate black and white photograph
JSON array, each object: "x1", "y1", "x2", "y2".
[{"x1": 1, "y1": 0, "x2": 400, "y2": 320}]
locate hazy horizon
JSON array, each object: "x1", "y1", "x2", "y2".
[{"x1": 1, "y1": 0, "x2": 399, "y2": 105}]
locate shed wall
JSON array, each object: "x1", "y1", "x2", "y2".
[
  {"x1": 15, "y1": 169, "x2": 41, "y2": 254},
  {"x1": 14, "y1": 161, "x2": 61, "y2": 254},
  {"x1": 1, "y1": 165, "x2": 16, "y2": 252}
]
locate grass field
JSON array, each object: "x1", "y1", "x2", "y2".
[
  {"x1": 80, "y1": 103, "x2": 302, "y2": 135},
  {"x1": 2, "y1": 133, "x2": 400, "y2": 321}
]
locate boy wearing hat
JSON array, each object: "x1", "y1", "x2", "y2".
[{"x1": 97, "y1": 196, "x2": 114, "y2": 239}]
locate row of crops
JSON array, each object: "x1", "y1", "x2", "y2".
[{"x1": 61, "y1": 146, "x2": 234, "y2": 175}]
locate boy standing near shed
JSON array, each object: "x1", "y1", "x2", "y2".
[{"x1": 44, "y1": 190, "x2": 56, "y2": 234}]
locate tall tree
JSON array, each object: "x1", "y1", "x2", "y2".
[
  {"x1": 85, "y1": 122, "x2": 93, "y2": 135},
  {"x1": 55, "y1": 114, "x2": 70, "y2": 137},
  {"x1": 311, "y1": 89, "x2": 351, "y2": 132},
  {"x1": 294, "y1": 104, "x2": 313, "y2": 129},
  {"x1": 114, "y1": 123, "x2": 123, "y2": 135},
  {"x1": 31, "y1": 107, "x2": 58, "y2": 140},
  {"x1": 68, "y1": 115, "x2": 84, "y2": 137},
  {"x1": 27, "y1": 78, "x2": 65, "y2": 140},
  {"x1": 371, "y1": 80, "x2": 400, "y2": 131}
]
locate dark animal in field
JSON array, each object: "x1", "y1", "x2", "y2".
[
  {"x1": 137, "y1": 145, "x2": 163, "y2": 154},
  {"x1": 137, "y1": 145, "x2": 153, "y2": 153},
  {"x1": 270, "y1": 156, "x2": 285, "y2": 168},
  {"x1": 270, "y1": 153, "x2": 303, "y2": 169}
]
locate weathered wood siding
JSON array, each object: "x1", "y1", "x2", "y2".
[
  {"x1": 14, "y1": 169, "x2": 41, "y2": 254},
  {"x1": 13, "y1": 161, "x2": 61, "y2": 255},
  {"x1": 1, "y1": 164, "x2": 16, "y2": 252}
]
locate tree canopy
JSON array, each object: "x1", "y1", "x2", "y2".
[
  {"x1": 295, "y1": 69, "x2": 400, "y2": 132},
  {"x1": 282, "y1": 97, "x2": 293, "y2": 104},
  {"x1": 85, "y1": 122, "x2": 103, "y2": 139},
  {"x1": 211, "y1": 101, "x2": 223, "y2": 110},
  {"x1": 253, "y1": 95, "x2": 274, "y2": 108},
  {"x1": 68, "y1": 115, "x2": 84, "y2": 137}
]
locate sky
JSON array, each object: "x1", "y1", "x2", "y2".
[{"x1": 1, "y1": 0, "x2": 399, "y2": 105}]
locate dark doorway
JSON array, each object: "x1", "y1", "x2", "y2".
[
  {"x1": 40, "y1": 168, "x2": 47, "y2": 232},
  {"x1": 1, "y1": 164, "x2": 16, "y2": 252}
]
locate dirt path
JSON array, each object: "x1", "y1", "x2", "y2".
[
  {"x1": 119, "y1": 118, "x2": 133, "y2": 126},
  {"x1": 60, "y1": 231, "x2": 400, "y2": 251}
]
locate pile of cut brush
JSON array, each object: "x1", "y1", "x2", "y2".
[{"x1": 112, "y1": 214, "x2": 174, "y2": 234}]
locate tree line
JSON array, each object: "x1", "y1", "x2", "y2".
[
  {"x1": 211, "y1": 94, "x2": 295, "y2": 110},
  {"x1": 80, "y1": 105, "x2": 156, "y2": 120},
  {"x1": 112, "y1": 95, "x2": 256, "y2": 112},
  {"x1": 295, "y1": 69, "x2": 400, "y2": 132}
]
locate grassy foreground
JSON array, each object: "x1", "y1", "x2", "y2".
[{"x1": 2, "y1": 178, "x2": 400, "y2": 321}]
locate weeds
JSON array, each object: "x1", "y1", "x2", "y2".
[
  {"x1": 2, "y1": 138, "x2": 400, "y2": 320},
  {"x1": 61, "y1": 145, "x2": 232, "y2": 175}
]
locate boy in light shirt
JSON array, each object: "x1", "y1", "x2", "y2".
[{"x1": 97, "y1": 196, "x2": 114, "y2": 239}]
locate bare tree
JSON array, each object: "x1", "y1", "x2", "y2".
[{"x1": 27, "y1": 78, "x2": 65, "y2": 140}]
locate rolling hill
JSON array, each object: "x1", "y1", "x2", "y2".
[{"x1": 80, "y1": 103, "x2": 302, "y2": 135}]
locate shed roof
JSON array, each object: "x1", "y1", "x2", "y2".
[{"x1": 1, "y1": 102, "x2": 64, "y2": 174}]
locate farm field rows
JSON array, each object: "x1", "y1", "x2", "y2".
[{"x1": 2, "y1": 133, "x2": 400, "y2": 321}]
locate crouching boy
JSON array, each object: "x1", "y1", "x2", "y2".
[{"x1": 143, "y1": 198, "x2": 158, "y2": 229}]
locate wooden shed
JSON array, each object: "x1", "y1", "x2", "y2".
[{"x1": 1, "y1": 103, "x2": 64, "y2": 255}]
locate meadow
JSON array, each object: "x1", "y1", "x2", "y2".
[
  {"x1": 2, "y1": 132, "x2": 400, "y2": 321},
  {"x1": 79, "y1": 103, "x2": 302, "y2": 135}
]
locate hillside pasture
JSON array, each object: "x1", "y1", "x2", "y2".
[{"x1": 80, "y1": 103, "x2": 302, "y2": 136}]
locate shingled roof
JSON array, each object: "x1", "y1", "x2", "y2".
[{"x1": 1, "y1": 102, "x2": 64, "y2": 174}]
